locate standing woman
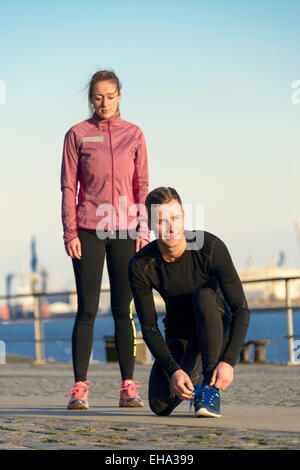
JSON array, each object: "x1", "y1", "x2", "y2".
[{"x1": 60, "y1": 70, "x2": 149, "y2": 409}]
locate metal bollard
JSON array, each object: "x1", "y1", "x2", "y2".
[
  {"x1": 239, "y1": 341, "x2": 252, "y2": 363},
  {"x1": 135, "y1": 332, "x2": 152, "y2": 365},
  {"x1": 252, "y1": 339, "x2": 270, "y2": 363},
  {"x1": 104, "y1": 332, "x2": 152, "y2": 365}
]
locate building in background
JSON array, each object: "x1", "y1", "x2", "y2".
[{"x1": 238, "y1": 264, "x2": 300, "y2": 308}]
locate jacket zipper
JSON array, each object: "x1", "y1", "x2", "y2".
[{"x1": 107, "y1": 122, "x2": 115, "y2": 232}]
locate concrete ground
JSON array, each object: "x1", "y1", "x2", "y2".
[{"x1": 0, "y1": 359, "x2": 299, "y2": 450}]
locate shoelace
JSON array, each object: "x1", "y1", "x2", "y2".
[
  {"x1": 189, "y1": 384, "x2": 220, "y2": 410},
  {"x1": 200, "y1": 385, "x2": 219, "y2": 405},
  {"x1": 189, "y1": 383, "x2": 203, "y2": 411},
  {"x1": 69, "y1": 380, "x2": 92, "y2": 398},
  {"x1": 119, "y1": 381, "x2": 142, "y2": 397}
]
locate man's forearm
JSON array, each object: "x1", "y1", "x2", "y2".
[{"x1": 141, "y1": 326, "x2": 181, "y2": 377}]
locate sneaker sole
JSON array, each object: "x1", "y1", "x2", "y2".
[
  {"x1": 67, "y1": 400, "x2": 89, "y2": 410},
  {"x1": 195, "y1": 408, "x2": 221, "y2": 418},
  {"x1": 119, "y1": 400, "x2": 144, "y2": 408}
]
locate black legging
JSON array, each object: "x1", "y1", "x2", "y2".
[
  {"x1": 71, "y1": 228, "x2": 137, "y2": 382},
  {"x1": 148, "y1": 287, "x2": 232, "y2": 416}
]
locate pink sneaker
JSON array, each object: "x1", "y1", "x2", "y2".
[
  {"x1": 67, "y1": 380, "x2": 92, "y2": 410},
  {"x1": 119, "y1": 381, "x2": 144, "y2": 407}
]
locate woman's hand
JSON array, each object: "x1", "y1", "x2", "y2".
[
  {"x1": 136, "y1": 238, "x2": 149, "y2": 252},
  {"x1": 65, "y1": 237, "x2": 82, "y2": 259}
]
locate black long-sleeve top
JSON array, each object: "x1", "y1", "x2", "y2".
[{"x1": 128, "y1": 230, "x2": 250, "y2": 377}]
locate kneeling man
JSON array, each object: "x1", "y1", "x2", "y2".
[{"x1": 128, "y1": 187, "x2": 250, "y2": 418}]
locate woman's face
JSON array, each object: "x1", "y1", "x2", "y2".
[{"x1": 91, "y1": 80, "x2": 121, "y2": 119}]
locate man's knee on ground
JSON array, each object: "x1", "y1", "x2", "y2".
[{"x1": 149, "y1": 397, "x2": 174, "y2": 416}]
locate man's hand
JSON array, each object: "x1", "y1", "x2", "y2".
[
  {"x1": 210, "y1": 361, "x2": 234, "y2": 390},
  {"x1": 65, "y1": 237, "x2": 82, "y2": 259},
  {"x1": 171, "y1": 369, "x2": 194, "y2": 400}
]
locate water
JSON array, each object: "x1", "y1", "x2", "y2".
[{"x1": 0, "y1": 311, "x2": 299, "y2": 364}]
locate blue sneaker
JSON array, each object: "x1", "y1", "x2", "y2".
[{"x1": 190, "y1": 383, "x2": 221, "y2": 418}]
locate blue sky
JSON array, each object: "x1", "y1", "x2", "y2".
[{"x1": 0, "y1": 0, "x2": 300, "y2": 294}]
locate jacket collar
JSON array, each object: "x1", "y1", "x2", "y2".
[{"x1": 91, "y1": 111, "x2": 122, "y2": 129}]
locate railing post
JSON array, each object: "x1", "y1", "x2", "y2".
[
  {"x1": 285, "y1": 279, "x2": 295, "y2": 365},
  {"x1": 31, "y1": 276, "x2": 46, "y2": 365},
  {"x1": 33, "y1": 293, "x2": 46, "y2": 365}
]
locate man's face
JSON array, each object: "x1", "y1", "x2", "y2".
[{"x1": 151, "y1": 199, "x2": 185, "y2": 248}]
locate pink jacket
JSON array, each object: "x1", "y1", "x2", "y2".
[{"x1": 60, "y1": 112, "x2": 149, "y2": 244}]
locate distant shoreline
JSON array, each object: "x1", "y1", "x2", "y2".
[{"x1": 1, "y1": 306, "x2": 300, "y2": 324}]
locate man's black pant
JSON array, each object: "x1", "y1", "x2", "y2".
[{"x1": 148, "y1": 287, "x2": 232, "y2": 416}]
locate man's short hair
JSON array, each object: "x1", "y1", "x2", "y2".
[{"x1": 145, "y1": 187, "x2": 182, "y2": 224}]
